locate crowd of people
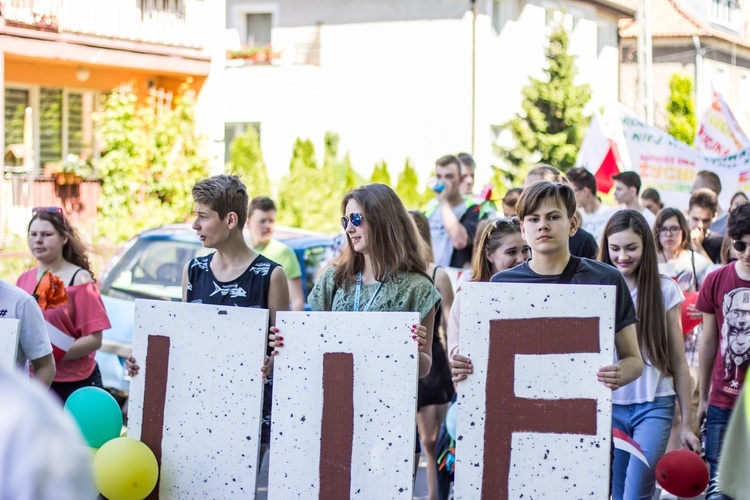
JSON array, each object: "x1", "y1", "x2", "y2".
[{"x1": 2, "y1": 151, "x2": 749, "y2": 500}]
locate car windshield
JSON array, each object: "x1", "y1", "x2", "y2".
[{"x1": 109, "y1": 239, "x2": 209, "y2": 300}]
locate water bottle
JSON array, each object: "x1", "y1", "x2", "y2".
[{"x1": 429, "y1": 178, "x2": 445, "y2": 194}]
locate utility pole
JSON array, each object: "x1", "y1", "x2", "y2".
[
  {"x1": 637, "y1": 0, "x2": 654, "y2": 124},
  {"x1": 471, "y1": 0, "x2": 477, "y2": 155}
]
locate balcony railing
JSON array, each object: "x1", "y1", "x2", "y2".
[{"x1": 2, "y1": 0, "x2": 207, "y2": 49}]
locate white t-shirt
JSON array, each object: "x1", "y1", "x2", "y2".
[
  {"x1": 639, "y1": 207, "x2": 657, "y2": 228},
  {"x1": 613, "y1": 275, "x2": 684, "y2": 405},
  {"x1": 428, "y1": 201, "x2": 469, "y2": 268},
  {"x1": 0, "y1": 365, "x2": 97, "y2": 499},
  {"x1": 581, "y1": 203, "x2": 618, "y2": 243},
  {"x1": 0, "y1": 280, "x2": 52, "y2": 371}
]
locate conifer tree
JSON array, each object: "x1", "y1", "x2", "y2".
[
  {"x1": 496, "y1": 24, "x2": 591, "y2": 183},
  {"x1": 370, "y1": 160, "x2": 392, "y2": 186},
  {"x1": 395, "y1": 158, "x2": 429, "y2": 210},
  {"x1": 666, "y1": 73, "x2": 696, "y2": 145},
  {"x1": 226, "y1": 126, "x2": 270, "y2": 199}
]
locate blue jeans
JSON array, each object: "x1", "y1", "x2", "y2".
[
  {"x1": 705, "y1": 404, "x2": 733, "y2": 500},
  {"x1": 611, "y1": 396, "x2": 676, "y2": 500}
]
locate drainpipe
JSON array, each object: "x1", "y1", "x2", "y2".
[{"x1": 693, "y1": 36, "x2": 702, "y2": 116}]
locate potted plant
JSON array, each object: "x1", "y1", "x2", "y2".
[{"x1": 55, "y1": 154, "x2": 93, "y2": 186}]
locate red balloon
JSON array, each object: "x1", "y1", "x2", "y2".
[{"x1": 655, "y1": 449, "x2": 709, "y2": 498}]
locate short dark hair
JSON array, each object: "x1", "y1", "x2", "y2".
[
  {"x1": 728, "y1": 202, "x2": 750, "y2": 240},
  {"x1": 689, "y1": 188, "x2": 719, "y2": 215},
  {"x1": 516, "y1": 181, "x2": 577, "y2": 220},
  {"x1": 502, "y1": 187, "x2": 523, "y2": 208},
  {"x1": 695, "y1": 170, "x2": 722, "y2": 196},
  {"x1": 249, "y1": 196, "x2": 276, "y2": 215},
  {"x1": 566, "y1": 167, "x2": 597, "y2": 194},
  {"x1": 612, "y1": 171, "x2": 642, "y2": 194},
  {"x1": 192, "y1": 175, "x2": 249, "y2": 227},
  {"x1": 436, "y1": 154, "x2": 462, "y2": 175},
  {"x1": 457, "y1": 152, "x2": 475, "y2": 170},
  {"x1": 641, "y1": 187, "x2": 663, "y2": 207}
]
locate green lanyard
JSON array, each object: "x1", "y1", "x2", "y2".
[{"x1": 353, "y1": 272, "x2": 383, "y2": 312}]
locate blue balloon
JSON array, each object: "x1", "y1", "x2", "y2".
[
  {"x1": 65, "y1": 387, "x2": 123, "y2": 449},
  {"x1": 445, "y1": 401, "x2": 457, "y2": 440}
]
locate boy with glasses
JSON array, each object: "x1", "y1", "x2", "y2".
[{"x1": 696, "y1": 201, "x2": 750, "y2": 500}]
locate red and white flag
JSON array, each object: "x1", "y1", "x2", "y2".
[
  {"x1": 613, "y1": 427, "x2": 650, "y2": 468},
  {"x1": 577, "y1": 111, "x2": 625, "y2": 193},
  {"x1": 46, "y1": 321, "x2": 74, "y2": 363}
]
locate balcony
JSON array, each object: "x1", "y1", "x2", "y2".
[{"x1": 2, "y1": 0, "x2": 207, "y2": 49}]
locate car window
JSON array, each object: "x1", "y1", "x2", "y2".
[
  {"x1": 303, "y1": 245, "x2": 334, "y2": 296},
  {"x1": 109, "y1": 240, "x2": 208, "y2": 300}
]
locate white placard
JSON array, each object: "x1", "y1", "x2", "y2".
[
  {"x1": 128, "y1": 300, "x2": 268, "y2": 499},
  {"x1": 0, "y1": 319, "x2": 20, "y2": 370},
  {"x1": 268, "y1": 311, "x2": 419, "y2": 500},
  {"x1": 455, "y1": 282, "x2": 615, "y2": 499}
]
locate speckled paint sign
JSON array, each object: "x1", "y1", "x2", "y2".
[
  {"x1": 128, "y1": 300, "x2": 269, "y2": 499},
  {"x1": 454, "y1": 282, "x2": 615, "y2": 499},
  {"x1": 268, "y1": 311, "x2": 420, "y2": 500},
  {"x1": 0, "y1": 319, "x2": 20, "y2": 370}
]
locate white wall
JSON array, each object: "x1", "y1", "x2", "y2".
[{"x1": 224, "y1": 0, "x2": 625, "y2": 189}]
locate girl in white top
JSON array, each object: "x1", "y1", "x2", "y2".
[{"x1": 599, "y1": 210, "x2": 700, "y2": 500}]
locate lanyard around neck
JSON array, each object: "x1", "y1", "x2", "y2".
[{"x1": 353, "y1": 272, "x2": 383, "y2": 312}]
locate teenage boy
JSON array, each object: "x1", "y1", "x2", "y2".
[
  {"x1": 425, "y1": 154, "x2": 480, "y2": 268},
  {"x1": 612, "y1": 171, "x2": 656, "y2": 227},
  {"x1": 696, "y1": 201, "x2": 750, "y2": 500},
  {"x1": 247, "y1": 196, "x2": 305, "y2": 311},
  {"x1": 127, "y1": 175, "x2": 289, "y2": 460},
  {"x1": 451, "y1": 181, "x2": 643, "y2": 390},
  {"x1": 567, "y1": 166, "x2": 618, "y2": 243},
  {"x1": 689, "y1": 188, "x2": 723, "y2": 264}
]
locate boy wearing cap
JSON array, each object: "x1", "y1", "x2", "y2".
[
  {"x1": 613, "y1": 171, "x2": 656, "y2": 228},
  {"x1": 696, "y1": 202, "x2": 750, "y2": 499}
]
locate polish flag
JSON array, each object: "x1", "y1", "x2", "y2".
[
  {"x1": 577, "y1": 111, "x2": 624, "y2": 194},
  {"x1": 613, "y1": 427, "x2": 650, "y2": 468},
  {"x1": 46, "y1": 321, "x2": 74, "y2": 363}
]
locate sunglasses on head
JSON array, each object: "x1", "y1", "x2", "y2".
[
  {"x1": 733, "y1": 240, "x2": 750, "y2": 253},
  {"x1": 492, "y1": 217, "x2": 520, "y2": 230},
  {"x1": 341, "y1": 212, "x2": 363, "y2": 230},
  {"x1": 32, "y1": 206, "x2": 68, "y2": 227}
]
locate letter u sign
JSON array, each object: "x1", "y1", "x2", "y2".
[{"x1": 454, "y1": 283, "x2": 615, "y2": 499}]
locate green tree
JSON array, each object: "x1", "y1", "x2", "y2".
[
  {"x1": 395, "y1": 158, "x2": 429, "y2": 210},
  {"x1": 226, "y1": 126, "x2": 270, "y2": 198},
  {"x1": 370, "y1": 160, "x2": 392, "y2": 186},
  {"x1": 94, "y1": 81, "x2": 209, "y2": 243},
  {"x1": 666, "y1": 73, "x2": 697, "y2": 145},
  {"x1": 495, "y1": 24, "x2": 591, "y2": 185}
]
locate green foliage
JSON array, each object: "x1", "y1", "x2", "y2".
[
  {"x1": 94, "y1": 82, "x2": 209, "y2": 244},
  {"x1": 370, "y1": 160, "x2": 392, "y2": 186},
  {"x1": 226, "y1": 126, "x2": 270, "y2": 199},
  {"x1": 277, "y1": 138, "x2": 341, "y2": 233},
  {"x1": 395, "y1": 158, "x2": 430, "y2": 210},
  {"x1": 495, "y1": 24, "x2": 591, "y2": 185},
  {"x1": 666, "y1": 73, "x2": 697, "y2": 145}
]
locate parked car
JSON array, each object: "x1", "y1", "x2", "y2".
[{"x1": 96, "y1": 224, "x2": 336, "y2": 401}]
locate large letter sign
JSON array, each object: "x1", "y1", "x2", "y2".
[
  {"x1": 268, "y1": 311, "x2": 420, "y2": 500},
  {"x1": 0, "y1": 319, "x2": 20, "y2": 370},
  {"x1": 128, "y1": 300, "x2": 268, "y2": 499},
  {"x1": 455, "y1": 283, "x2": 615, "y2": 499}
]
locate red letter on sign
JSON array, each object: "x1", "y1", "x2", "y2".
[
  {"x1": 319, "y1": 352, "x2": 354, "y2": 500},
  {"x1": 481, "y1": 318, "x2": 600, "y2": 498}
]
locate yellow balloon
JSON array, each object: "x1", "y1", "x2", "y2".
[{"x1": 93, "y1": 437, "x2": 159, "y2": 500}]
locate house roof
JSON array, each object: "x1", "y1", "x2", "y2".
[{"x1": 619, "y1": 0, "x2": 750, "y2": 49}]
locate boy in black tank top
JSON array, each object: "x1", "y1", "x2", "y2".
[{"x1": 126, "y1": 175, "x2": 290, "y2": 465}]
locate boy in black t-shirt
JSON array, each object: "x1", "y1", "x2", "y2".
[{"x1": 451, "y1": 181, "x2": 642, "y2": 390}]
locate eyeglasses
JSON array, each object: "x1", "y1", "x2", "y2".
[
  {"x1": 492, "y1": 217, "x2": 520, "y2": 230},
  {"x1": 32, "y1": 206, "x2": 68, "y2": 227},
  {"x1": 733, "y1": 240, "x2": 750, "y2": 253},
  {"x1": 658, "y1": 226, "x2": 682, "y2": 235},
  {"x1": 341, "y1": 212, "x2": 363, "y2": 230}
]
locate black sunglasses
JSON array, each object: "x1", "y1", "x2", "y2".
[
  {"x1": 733, "y1": 240, "x2": 750, "y2": 253},
  {"x1": 341, "y1": 212, "x2": 363, "y2": 230},
  {"x1": 32, "y1": 206, "x2": 68, "y2": 228},
  {"x1": 492, "y1": 217, "x2": 520, "y2": 230}
]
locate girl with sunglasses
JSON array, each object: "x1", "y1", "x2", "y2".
[
  {"x1": 447, "y1": 217, "x2": 531, "y2": 379},
  {"x1": 269, "y1": 184, "x2": 440, "y2": 474},
  {"x1": 17, "y1": 207, "x2": 111, "y2": 403},
  {"x1": 599, "y1": 210, "x2": 700, "y2": 500}
]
